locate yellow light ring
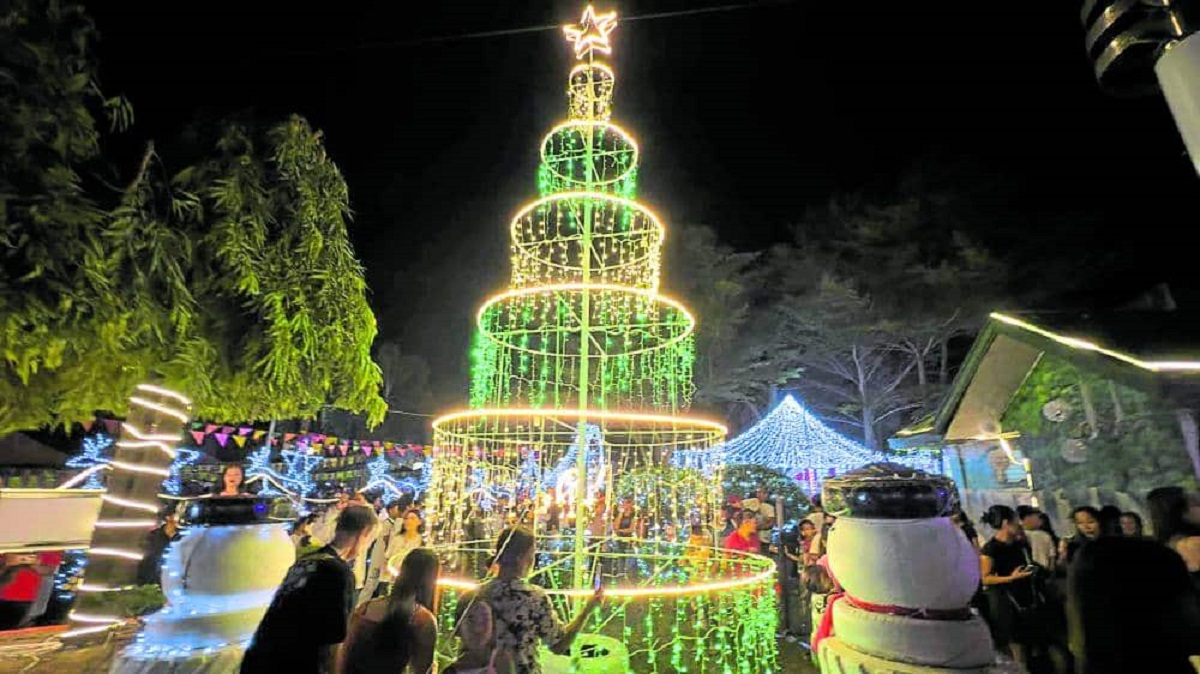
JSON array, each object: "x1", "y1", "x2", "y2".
[
  {"x1": 433, "y1": 429, "x2": 722, "y2": 453},
  {"x1": 476, "y1": 283, "x2": 695, "y2": 358},
  {"x1": 539, "y1": 121, "x2": 639, "y2": 186},
  {"x1": 567, "y1": 64, "x2": 616, "y2": 121},
  {"x1": 431, "y1": 407, "x2": 727, "y2": 452},
  {"x1": 569, "y1": 63, "x2": 615, "y2": 83},
  {"x1": 508, "y1": 192, "x2": 663, "y2": 287},
  {"x1": 509, "y1": 231, "x2": 660, "y2": 289},
  {"x1": 433, "y1": 548, "x2": 772, "y2": 599},
  {"x1": 509, "y1": 191, "x2": 664, "y2": 244},
  {"x1": 509, "y1": 253, "x2": 659, "y2": 292}
]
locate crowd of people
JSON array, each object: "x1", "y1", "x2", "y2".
[
  {"x1": 23, "y1": 454, "x2": 1195, "y2": 673},
  {"x1": 239, "y1": 500, "x2": 605, "y2": 674},
  {"x1": 973, "y1": 488, "x2": 1200, "y2": 674},
  {"x1": 798, "y1": 486, "x2": 1200, "y2": 674}
]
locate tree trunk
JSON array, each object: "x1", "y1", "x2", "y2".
[
  {"x1": 915, "y1": 353, "x2": 927, "y2": 388},
  {"x1": 939, "y1": 337, "x2": 950, "y2": 385},
  {"x1": 1108, "y1": 381, "x2": 1124, "y2": 434},
  {"x1": 1078, "y1": 378, "x2": 1099, "y2": 439},
  {"x1": 862, "y1": 404, "x2": 877, "y2": 450},
  {"x1": 75, "y1": 385, "x2": 190, "y2": 619},
  {"x1": 1176, "y1": 409, "x2": 1200, "y2": 482}
]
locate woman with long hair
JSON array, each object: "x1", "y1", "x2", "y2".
[
  {"x1": 980, "y1": 505, "x2": 1066, "y2": 673},
  {"x1": 1119, "y1": 511, "x2": 1145, "y2": 538},
  {"x1": 214, "y1": 464, "x2": 246, "y2": 497},
  {"x1": 1059, "y1": 506, "x2": 1103, "y2": 567},
  {"x1": 338, "y1": 548, "x2": 440, "y2": 674},
  {"x1": 360, "y1": 509, "x2": 425, "y2": 604}
]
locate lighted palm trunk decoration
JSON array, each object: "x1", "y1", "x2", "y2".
[
  {"x1": 429, "y1": 6, "x2": 725, "y2": 582},
  {"x1": 70, "y1": 385, "x2": 190, "y2": 632}
]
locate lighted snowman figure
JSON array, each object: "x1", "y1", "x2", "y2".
[
  {"x1": 817, "y1": 463, "x2": 1001, "y2": 673},
  {"x1": 112, "y1": 496, "x2": 296, "y2": 674}
]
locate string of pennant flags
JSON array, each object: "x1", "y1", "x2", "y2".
[
  {"x1": 182, "y1": 422, "x2": 431, "y2": 457},
  {"x1": 80, "y1": 416, "x2": 430, "y2": 458}
]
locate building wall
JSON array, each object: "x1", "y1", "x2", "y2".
[{"x1": 1000, "y1": 354, "x2": 1197, "y2": 497}]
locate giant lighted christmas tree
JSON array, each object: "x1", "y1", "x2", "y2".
[
  {"x1": 429, "y1": 4, "x2": 726, "y2": 582},
  {"x1": 427, "y1": 10, "x2": 780, "y2": 669}
]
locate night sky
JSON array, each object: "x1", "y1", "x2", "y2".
[{"x1": 87, "y1": 0, "x2": 1197, "y2": 408}]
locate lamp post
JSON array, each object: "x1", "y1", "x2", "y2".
[{"x1": 1083, "y1": 0, "x2": 1200, "y2": 175}]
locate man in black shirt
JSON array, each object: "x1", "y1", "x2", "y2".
[{"x1": 240, "y1": 504, "x2": 377, "y2": 674}]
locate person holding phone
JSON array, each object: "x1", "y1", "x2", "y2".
[
  {"x1": 478, "y1": 527, "x2": 602, "y2": 674},
  {"x1": 980, "y1": 505, "x2": 1067, "y2": 674}
]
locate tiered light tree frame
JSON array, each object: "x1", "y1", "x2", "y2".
[
  {"x1": 426, "y1": 7, "x2": 778, "y2": 671},
  {"x1": 429, "y1": 7, "x2": 728, "y2": 568}
]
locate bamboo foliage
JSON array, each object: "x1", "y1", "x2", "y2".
[{"x1": 0, "y1": 0, "x2": 385, "y2": 432}]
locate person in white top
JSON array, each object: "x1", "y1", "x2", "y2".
[
  {"x1": 743, "y1": 485, "x2": 778, "y2": 554},
  {"x1": 1017, "y1": 505, "x2": 1057, "y2": 572},
  {"x1": 315, "y1": 491, "x2": 371, "y2": 591},
  {"x1": 358, "y1": 508, "x2": 424, "y2": 604},
  {"x1": 357, "y1": 500, "x2": 404, "y2": 603}
]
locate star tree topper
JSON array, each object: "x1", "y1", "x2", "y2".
[{"x1": 563, "y1": 5, "x2": 618, "y2": 60}]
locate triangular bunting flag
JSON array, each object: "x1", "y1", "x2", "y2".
[
  {"x1": 284, "y1": 433, "x2": 297, "y2": 442},
  {"x1": 221, "y1": 426, "x2": 235, "y2": 435},
  {"x1": 205, "y1": 424, "x2": 219, "y2": 434},
  {"x1": 253, "y1": 430, "x2": 266, "y2": 440},
  {"x1": 190, "y1": 431, "x2": 206, "y2": 445},
  {"x1": 232, "y1": 435, "x2": 247, "y2": 448},
  {"x1": 384, "y1": 442, "x2": 394, "y2": 450},
  {"x1": 238, "y1": 427, "x2": 252, "y2": 436},
  {"x1": 82, "y1": 420, "x2": 95, "y2": 432},
  {"x1": 313, "y1": 443, "x2": 324, "y2": 452},
  {"x1": 103, "y1": 419, "x2": 120, "y2": 435},
  {"x1": 363, "y1": 446, "x2": 373, "y2": 456},
  {"x1": 327, "y1": 436, "x2": 338, "y2": 445},
  {"x1": 214, "y1": 432, "x2": 230, "y2": 447}
]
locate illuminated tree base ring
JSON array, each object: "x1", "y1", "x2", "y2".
[
  {"x1": 432, "y1": 408, "x2": 726, "y2": 451},
  {"x1": 430, "y1": 539, "x2": 779, "y2": 673}
]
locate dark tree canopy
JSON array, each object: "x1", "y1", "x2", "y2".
[{"x1": 0, "y1": 0, "x2": 385, "y2": 433}]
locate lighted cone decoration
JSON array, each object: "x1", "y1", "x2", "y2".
[{"x1": 724, "y1": 395, "x2": 939, "y2": 494}]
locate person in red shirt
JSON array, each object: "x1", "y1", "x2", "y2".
[
  {"x1": 0, "y1": 553, "x2": 41, "y2": 629},
  {"x1": 723, "y1": 510, "x2": 760, "y2": 553}
]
